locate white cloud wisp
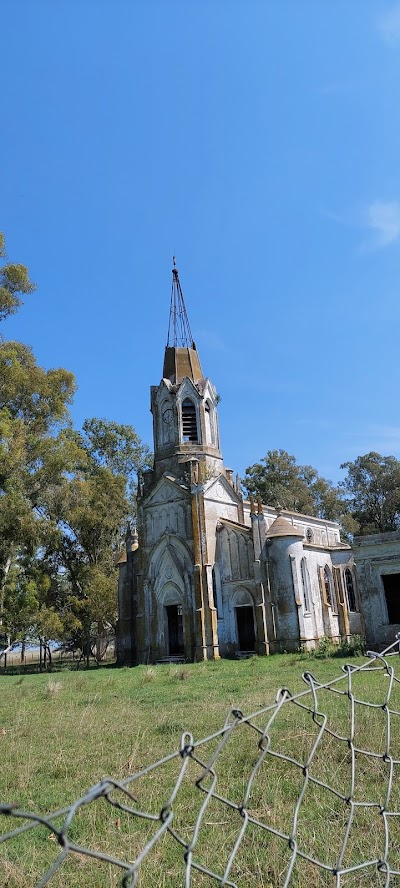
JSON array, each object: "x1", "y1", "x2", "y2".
[
  {"x1": 365, "y1": 200, "x2": 400, "y2": 249},
  {"x1": 378, "y1": 4, "x2": 400, "y2": 46}
]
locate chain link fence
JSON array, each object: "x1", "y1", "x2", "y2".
[{"x1": 2, "y1": 638, "x2": 400, "y2": 886}]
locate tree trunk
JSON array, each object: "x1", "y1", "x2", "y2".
[
  {"x1": 4, "y1": 635, "x2": 10, "y2": 669},
  {"x1": 96, "y1": 619, "x2": 104, "y2": 662},
  {"x1": 0, "y1": 552, "x2": 13, "y2": 625}
]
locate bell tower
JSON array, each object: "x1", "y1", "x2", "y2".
[
  {"x1": 150, "y1": 260, "x2": 224, "y2": 483},
  {"x1": 123, "y1": 261, "x2": 252, "y2": 665}
]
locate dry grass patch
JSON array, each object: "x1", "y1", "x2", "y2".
[{"x1": 1, "y1": 653, "x2": 400, "y2": 886}]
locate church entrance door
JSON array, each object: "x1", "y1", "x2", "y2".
[
  {"x1": 236, "y1": 606, "x2": 255, "y2": 651},
  {"x1": 166, "y1": 604, "x2": 184, "y2": 656}
]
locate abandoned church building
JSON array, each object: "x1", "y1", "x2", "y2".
[{"x1": 116, "y1": 263, "x2": 368, "y2": 664}]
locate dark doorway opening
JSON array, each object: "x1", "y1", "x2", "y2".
[
  {"x1": 383, "y1": 574, "x2": 400, "y2": 624},
  {"x1": 166, "y1": 605, "x2": 184, "y2": 656},
  {"x1": 236, "y1": 606, "x2": 255, "y2": 651}
]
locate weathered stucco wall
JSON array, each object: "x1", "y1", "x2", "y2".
[{"x1": 354, "y1": 531, "x2": 400, "y2": 650}]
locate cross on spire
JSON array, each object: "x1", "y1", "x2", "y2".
[{"x1": 167, "y1": 258, "x2": 194, "y2": 348}]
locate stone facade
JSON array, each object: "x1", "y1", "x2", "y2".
[
  {"x1": 116, "y1": 271, "x2": 362, "y2": 664},
  {"x1": 353, "y1": 531, "x2": 400, "y2": 650}
]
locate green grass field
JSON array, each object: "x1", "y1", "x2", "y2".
[{"x1": 1, "y1": 651, "x2": 400, "y2": 887}]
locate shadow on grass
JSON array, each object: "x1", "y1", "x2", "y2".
[{"x1": 0, "y1": 658, "x2": 118, "y2": 676}]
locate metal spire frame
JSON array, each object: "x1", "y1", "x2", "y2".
[{"x1": 167, "y1": 258, "x2": 194, "y2": 348}]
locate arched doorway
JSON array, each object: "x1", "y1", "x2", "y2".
[
  {"x1": 166, "y1": 604, "x2": 184, "y2": 656},
  {"x1": 234, "y1": 588, "x2": 256, "y2": 652},
  {"x1": 162, "y1": 587, "x2": 185, "y2": 657}
]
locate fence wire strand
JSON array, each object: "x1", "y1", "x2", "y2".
[{"x1": 2, "y1": 639, "x2": 400, "y2": 886}]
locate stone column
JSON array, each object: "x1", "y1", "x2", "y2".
[
  {"x1": 253, "y1": 559, "x2": 270, "y2": 655},
  {"x1": 190, "y1": 461, "x2": 220, "y2": 660}
]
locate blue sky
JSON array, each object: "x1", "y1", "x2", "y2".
[{"x1": 1, "y1": 0, "x2": 400, "y2": 485}]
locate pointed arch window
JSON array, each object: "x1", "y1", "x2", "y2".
[
  {"x1": 300, "y1": 557, "x2": 311, "y2": 612},
  {"x1": 344, "y1": 568, "x2": 357, "y2": 612},
  {"x1": 204, "y1": 400, "x2": 215, "y2": 445},
  {"x1": 182, "y1": 398, "x2": 198, "y2": 443},
  {"x1": 323, "y1": 566, "x2": 337, "y2": 612}
]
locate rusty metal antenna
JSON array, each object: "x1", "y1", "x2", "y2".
[{"x1": 167, "y1": 258, "x2": 194, "y2": 348}]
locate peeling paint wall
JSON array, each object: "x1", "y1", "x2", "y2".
[{"x1": 353, "y1": 531, "x2": 400, "y2": 649}]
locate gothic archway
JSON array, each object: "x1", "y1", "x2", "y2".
[
  {"x1": 233, "y1": 588, "x2": 256, "y2": 652},
  {"x1": 161, "y1": 586, "x2": 184, "y2": 657}
]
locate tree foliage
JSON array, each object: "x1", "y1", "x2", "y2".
[
  {"x1": 0, "y1": 340, "x2": 74, "y2": 429},
  {"x1": 243, "y1": 449, "x2": 345, "y2": 520},
  {"x1": 0, "y1": 232, "x2": 35, "y2": 321},
  {"x1": 0, "y1": 232, "x2": 150, "y2": 660},
  {"x1": 0, "y1": 236, "x2": 76, "y2": 629},
  {"x1": 81, "y1": 417, "x2": 152, "y2": 502},
  {"x1": 340, "y1": 452, "x2": 400, "y2": 535}
]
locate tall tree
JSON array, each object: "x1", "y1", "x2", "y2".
[
  {"x1": 0, "y1": 350, "x2": 76, "y2": 611},
  {"x1": 3, "y1": 557, "x2": 65, "y2": 666},
  {"x1": 0, "y1": 232, "x2": 151, "y2": 662},
  {"x1": 41, "y1": 420, "x2": 150, "y2": 660},
  {"x1": 244, "y1": 449, "x2": 345, "y2": 520},
  {"x1": 81, "y1": 417, "x2": 152, "y2": 502},
  {"x1": 0, "y1": 232, "x2": 35, "y2": 321},
  {"x1": 340, "y1": 452, "x2": 400, "y2": 534},
  {"x1": 0, "y1": 235, "x2": 76, "y2": 629}
]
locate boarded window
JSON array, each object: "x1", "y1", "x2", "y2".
[
  {"x1": 182, "y1": 398, "x2": 198, "y2": 443},
  {"x1": 383, "y1": 574, "x2": 400, "y2": 624}
]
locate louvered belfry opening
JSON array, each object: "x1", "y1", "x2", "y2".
[{"x1": 182, "y1": 398, "x2": 198, "y2": 443}]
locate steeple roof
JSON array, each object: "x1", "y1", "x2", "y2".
[{"x1": 162, "y1": 260, "x2": 203, "y2": 384}]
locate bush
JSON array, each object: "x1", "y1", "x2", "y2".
[{"x1": 312, "y1": 635, "x2": 365, "y2": 659}]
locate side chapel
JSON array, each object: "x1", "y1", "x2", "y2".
[{"x1": 116, "y1": 264, "x2": 363, "y2": 664}]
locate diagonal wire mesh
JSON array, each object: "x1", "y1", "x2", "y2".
[{"x1": 2, "y1": 638, "x2": 400, "y2": 886}]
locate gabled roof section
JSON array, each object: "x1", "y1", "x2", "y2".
[
  {"x1": 143, "y1": 472, "x2": 190, "y2": 507},
  {"x1": 204, "y1": 474, "x2": 242, "y2": 505},
  {"x1": 163, "y1": 260, "x2": 203, "y2": 384},
  {"x1": 176, "y1": 374, "x2": 202, "y2": 400},
  {"x1": 218, "y1": 517, "x2": 252, "y2": 534}
]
